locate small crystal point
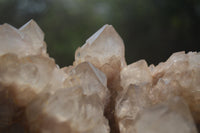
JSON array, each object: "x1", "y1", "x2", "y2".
[
  {"x1": 64, "y1": 62, "x2": 109, "y2": 104},
  {"x1": 115, "y1": 84, "x2": 151, "y2": 133},
  {"x1": 75, "y1": 62, "x2": 107, "y2": 87},
  {"x1": 120, "y1": 60, "x2": 152, "y2": 89},
  {"x1": 19, "y1": 19, "x2": 44, "y2": 41},
  {"x1": 0, "y1": 23, "x2": 30, "y2": 57},
  {"x1": 19, "y1": 19, "x2": 46, "y2": 55},
  {"x1": 0, "y1": 20, "x2": 47, "y2": 58}
]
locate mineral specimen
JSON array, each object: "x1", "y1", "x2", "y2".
[{"x1": 0, "y1": 20, "x2": 199, "y2": 133}]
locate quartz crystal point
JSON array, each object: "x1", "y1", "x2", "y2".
[
  {"x1": 63, "y1": 62, "x2": 109, "y2": 104},
  {"x1": 74, "y1": 24, "x2": 126, "y2": 84},
  {"x1": 120, "y1": 60, "x2": 152, "y2": 89},
  {"x1": 74, "y1": 25, "x2": 128, "y2": 133},
  {"x1": 0, "y1": 20, "x2": 47, "y2": 57},
  {"x1": 115, "y1": 84, "x2": 151, "y2": 133},
  {"x1": 74, "y1": 25, "x2": 127, "y2": 133},
  {"x1": 27, "y1": 62, "x2": 110, "y2": 133},
  {"x1": 75, "y1": 24, "x2": 126, "y2": 67},
  {"x1": 116, "y1": 60, "x2": 152, "y2": 133},
  {"x1": 19, "y1": 20, "x2": 47, "y2": 56}
]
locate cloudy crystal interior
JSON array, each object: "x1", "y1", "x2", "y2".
[{"x1": 0, "y1": 20, "x2": 199, "y2": 133}]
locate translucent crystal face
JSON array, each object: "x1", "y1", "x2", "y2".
[
  {"x1": 19, "y1": 20, "x2": 47, "y2": 55},
  {"x1": 64, "y1": 62, "x2": 109, "y2": 104},
  {"x1": 120, "y1": 60, "x2": 152, "y2": 89},
  {"x1": 0, "y1": 20, "x2": 46, "y2": 57},
  {"x1": 75, "y1": 24, "x2": 126, "y2": 68},
  {"x1": 0, "y1": 20, "x2": 199, "y2": 133}
]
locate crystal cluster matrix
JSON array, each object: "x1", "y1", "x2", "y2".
[{"x1": 0, "y1": 20, "x2": 199, "y2": 133}]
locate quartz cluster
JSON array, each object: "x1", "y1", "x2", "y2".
[{"x1": 0, "y1": 20, "x2": 199, "y2": 133}]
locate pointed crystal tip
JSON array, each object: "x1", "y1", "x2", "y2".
[
  {"x1": 0, "y1": 19, "x2": 46, "y2": 57},
  {"x1": 75, "y1": 24, "x2": 126, "y2": 67}
]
